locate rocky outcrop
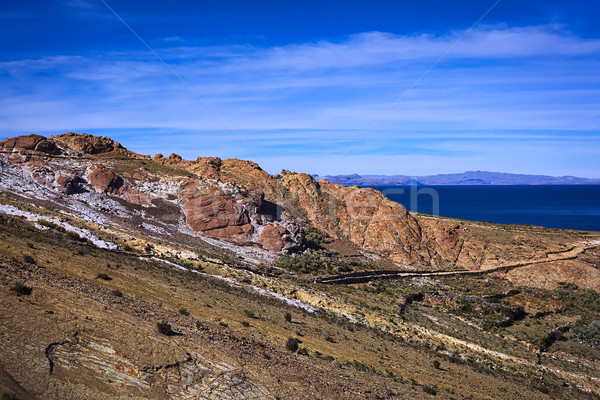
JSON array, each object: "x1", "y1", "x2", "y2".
[
  {"x1": 0, "y1": 132, "x2": 580, "y2": 269},
  {"x1": 0, "y1": 134, "x2": 62, "y2": 155},
  {"x1": 51, "y1": 132, "x2": 124, "y2": 154},
  {"x1": 258, "y1": 223, "x2": 304, "y2": 253},
  {"x1": 279, "y1": 172, "x2": 428, "y2": 264},
  {"x1": 47, "y1": 336, "x2": 274, "y2": 399},
  {"x1": 25, "y1": 160, "x2": 83, "y2": 194},
  {"x1": 178, "y1": 179, "x2": 259, "y2": 243},
  {"x1": 85, "y1": 163, "x2": 125, "y2": 194}
]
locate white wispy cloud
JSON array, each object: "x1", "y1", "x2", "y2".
[{"x1": 1, "y1": 25, "x2": 599, "y2": 175}]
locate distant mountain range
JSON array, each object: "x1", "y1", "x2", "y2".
[{"x1": 314, "y1": 171, "x2": 600, "y2": 186}]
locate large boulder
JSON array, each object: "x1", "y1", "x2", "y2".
[
  {"x1": 178, "y1": 179, "x2": 260, "y2": 243},
  {"x1": 86, "y1": 164, "x2": 125, "y2": 194}
]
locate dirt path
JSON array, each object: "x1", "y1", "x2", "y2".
[{"x1": 317, "y1": 244, "x2": 588, "y2": 284}]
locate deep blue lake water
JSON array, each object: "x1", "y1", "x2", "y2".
[{"x1": 369, "y1": 185, "x2": 600, "y2": 232}]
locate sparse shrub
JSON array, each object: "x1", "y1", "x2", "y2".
[
  {"x1": 2, "y1": 393, "x2": 19, "y2": 400},
  {"x1": 123, "y1": 245, "x2": 133, "y2": 252},
  {"x1": 219, "y1": 321, "x2": 228, "y2": 328},
  {"x1": 540, "y1": 326, "x2": 570, "y2": 351},
  {"x1": 65, "y1": 230, "x2": 84, "y2": 241},
  {"x1": 399, "y1": 292, "x2": 424, "y2": 313},
  {"x1": 433, "y1": 360, "x2": 441, "y2": 370},
  {"x1": 112, "y1": 289, "x2": 123, "y2": 297},
  {"x1": 157, "y1": 321, "x2": 172, "y2": 335},
  {"x1": 297, "y1": 347, "x2": 309, "y2": 356},
  {"x1": 179, "y1": 308, "x2": 190, "y2": 316},
  {"x1": 243, "y1": 309, "x2": 257, "y2": 319},
  {"x1": 351, "y1": 360, "x2": 369, "y2": 372},
  {"x1": 274, "y1": 249, "x2": 348, "y2": 274},
  {"x1": 241, "y1": 321, "x2": 250, "y2": 327},
  {"x1": 284, "y1": 312, "x2": 292, "y2": 323},
  {"x1": 38, "y1": 219, "x2": 64, "y2": 232},
  {"x1": 570, "y1": 320, "x2": 600, "y2": 348},
  {"x1": 304, "y1": 226, "x2": 332, "y2": 247},
  {"x1": 423, "y1": 385, "x2": 437, "y2": 395},
  {"x1": 96, "y1": 273, "x2": 111, "y2": 281},
  {"x1": 11, "y1": 281, "x2": 32, "y2": 296},
  {"x1": 196, "y1": 321, "x2": 203, "y2": 329},
  {"x1": 286, "y1": 337, "x2": 300, "y2": 352},
  {"x1": 22, "y1": 254, "x2": 36, "y2": 264},
  {"x1": 325, "y1": 335, "x2": 336, "y2": 343}
]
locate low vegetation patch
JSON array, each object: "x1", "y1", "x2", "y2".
[
  {"x1": 157, "y1": 321, "x2": 172, "y2": 335},
  {"x1": 11, "y1": 281, "x2": 32, "y2": 296},
  {"x1": 22, "y1": 254, "x2": 36, "y2": 264},
  {"x1": 570, "y1": 319, "x2": 600, "y2": 349},
  {"x1": 96, "y1": 273, "x2": 111, "y2": 281},
  {"x1": 274, "y1": 249, "x2": 351, "y2": 274},
  {"x1": 179, "y1": 308, "x2": 190, "y2": 316},
  {"x1": 304, "y1": 226, "x2": 332, "y2": 248},
  {"x1": 286, "y1": 337, "x2": 301, "y2": 352}
]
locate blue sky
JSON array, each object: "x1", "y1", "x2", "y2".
[{"x1": 1, "y1": 0, "x2": 599, "y2": 177}]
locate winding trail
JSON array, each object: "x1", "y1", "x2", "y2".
[{"x1": 316, "y1": 244, "x2": 588, "y2": 284}]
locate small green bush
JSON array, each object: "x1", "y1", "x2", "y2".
[
  {"x1": 243, "y1": 309, "x2": 257, "y2": 319},
  {"x1": 96, "y1": 273, "x2": 111, "y2": 281},
  {"x1": 284, "y1": 312, "x2": 292, "y2": 323},
  {"x1": 433, "y1": 360, "x2": 441, "y2": 369},
  {"x1": 112, "y1": 289, "x2": 123, "y2": 297},
  {"x1": 325, "y1": 335, "x2": 336, "y2": 343},
  {"x1": 241, "y1": 321, "x2": 250, "y2": 327},
  {"x1": 22, "y1": 254, "x2": 36, "y2": 264}
]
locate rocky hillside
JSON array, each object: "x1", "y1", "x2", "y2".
[
  {"x1": 2, "y1": 133, "x2": 600, "y2": 399},
  {"x1": 1, "y1": 132, "x2": 588, "y2": 271}
]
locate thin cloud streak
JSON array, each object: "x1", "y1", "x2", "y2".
[{"x1": 1, "y1": 25, "x2": 599, "y2": 176}]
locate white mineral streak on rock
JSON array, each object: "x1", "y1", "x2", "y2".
[
  {"x1": 151, "y1": 257, "x2": 317, "y2": 313},
  {"x1": 0, "y1": 204, "x2": 117, "y2": 251}
]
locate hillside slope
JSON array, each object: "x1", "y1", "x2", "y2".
[{"x1": 1, "y1": 132, "x2": 600, "y2": 399}]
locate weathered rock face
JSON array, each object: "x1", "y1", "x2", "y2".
[
  {"x1": 85, "y1": 163, "x2": 125, "y2": 194},
  {"x1": 47, "y1": 336, "x2": 274, "y2": 399},
  {"x1": 51, "y1": 132, "x2": 124, "y2": 154},
  {"x1": 258, "y1": 223, "x2": 304, "y2": 253},
  {"x1": 0, "y1": 134, "x2": 62, "y2": 155},
  {"x1": 280, "y1": 173, "x2": 427, "y2": 264},
  {"x1": 25, "y1": 160, "x2": 83, "y2": 195},
  {"x1": 178, "y1": 179, "x2": 259, "y2": 243},
  {"x1": 0, "y1": 132, "x2": 574, "y2": 268},
  {"x1": 178, "y1": 178, "x2": 306, "y2": 251}
]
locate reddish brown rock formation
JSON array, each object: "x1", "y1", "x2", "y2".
[
  {"x1": 86, "y1": 163, "x2": 125, "y2": 194},
  {"x1": 24, "y1": 160, "x2": 82, "y2": 194},
  {"x1": 178, "y1": 179, "x2": 259, "y2": 243},
  {"x1": 280, "y1": 173, "x2": 426, "y2": 264},
  {"x1": 259, "y1": 223, "x2": 303, "y2": 253},
  {"x1": 51, "y1": 132, "x2": 124, "y2": 154},
  {"x1": 0, "y1": 134, "x2": 62, "y2": 155}
]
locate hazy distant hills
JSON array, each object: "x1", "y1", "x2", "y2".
[{"x1": 314, "y1": 171, "x2": 600, "y2": 186}]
